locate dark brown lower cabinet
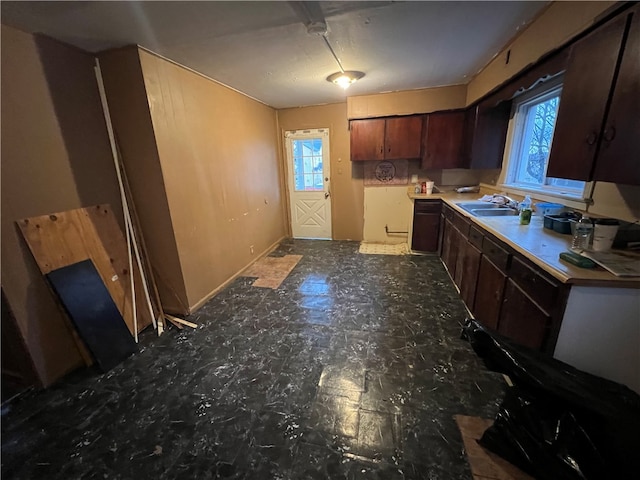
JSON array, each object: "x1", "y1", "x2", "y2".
[
  {"x1": 439, "y1": 205, "x2": 566, "y2": 353},
  {"x1": 453, "y1": 228, "x2": 467, "y2": 287},
  {"x1": 472, "y1": 256, "x2": 507, "y2": 330},
  {"x1": 498, "y1": 279, "x2": 550, "y2": 350},
  {"x1": 411, "y1": 201, "x2": 441, "y2": 252},
  {"x1": 441, "y1": 219, "x2": 458, "y2": 276},
  {"x1": 459, "y1": 241, "x2": 482, "y2": 309},
  {"x1": 412, "y1": 214, "x2": 440, "y2": 252}
]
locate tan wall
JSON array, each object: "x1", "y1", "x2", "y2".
[
  {"x1": 277, "y1": 103, "x2": 364, "y2": 241},
  {"x1": 347, "y1": 84, "x2": 467, "y2": 119},
  {"x1": 138, "y1": 50, "x2": 286, "y2": 309},
  {"x1": 363, "y1": 187, "x2": 414, "y2": 244},
  {"x1": 98, "y1": 47, "x2": 189, "y2": 314},
  {"x1": 467, "y1": 1, "x2": 616, "y2": 105},
  {"x1": 1, "y1": 26, "x2": 123, "y2": 385},
  {"x1": 589, "y1": 183, "x2": 640, "y2": 223}
]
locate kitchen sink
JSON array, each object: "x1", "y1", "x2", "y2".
[
  {"x1": 457, "y1": 202, "x2": 503, "y2": 210},
  {"x1": 457, "y1": 202, "x2": 519, "y2": 217},
  {"x1": 469, "y1": 208, "x2": 519, "y2": 217}
]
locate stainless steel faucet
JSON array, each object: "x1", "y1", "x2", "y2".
[{"x1": 492, "y1": 194, "x2": 519, "y2": 209}]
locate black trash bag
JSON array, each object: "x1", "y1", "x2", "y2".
[{"x1": 462, "y1": 319, "x2": 640, "y2": 480}]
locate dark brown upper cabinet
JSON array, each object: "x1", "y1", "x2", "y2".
[
  {"x1": 350, "y1": 115, "x2": 423, "y2": 161},
  {"x1": 421, "y1": 111, "x2": 466, "y2": 169},
  {"x1": 592, "y1": 7, "x2": 640, "y2": 185},
  {"x1": 547, "y1": 6, "x2": 640, "y2": 185},
  {"x1": 385, "y1": 116, "x2": 423, "y2": 159},
  {"x1": 350, "y1": 118, "x2": 385, "y2": 161},
  {"x1": 465, "y1": 101, "x2": 512, "y2": 169}
]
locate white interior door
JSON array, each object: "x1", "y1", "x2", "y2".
[{"x1": 285, "y1": 129, "x2": 332, "y2": 239}]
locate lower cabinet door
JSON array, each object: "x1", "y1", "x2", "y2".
[
  {"x1": 453, "y1": 228, "x2": 465, "y2": 287},
  {"x1": 472, "y1": 256, "x2": 506, "y2": 330},
  {"x1": 498, "y1": 279, "x2": 550, "y2": 350},
  {"x1": 411, "y1": 213, "x2": 440, "y2": 252},
  {"x1": 441, "y1": 219, "x2": 458, "y2": 276},
  {"x1": 459, "y1": 242, "x2": 482, "y2": 309}
]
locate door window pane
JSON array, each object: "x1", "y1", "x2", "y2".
[{"x1": 292, "y1": 138, "x2": 323, "y2": 191}]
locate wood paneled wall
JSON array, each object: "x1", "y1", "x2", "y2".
[
  {"x1": 101, "y1": 48, "x2": 286, "y2": 311},
  {"x1": 99, "y1": 47, "x2": 189, "y2": 314}
]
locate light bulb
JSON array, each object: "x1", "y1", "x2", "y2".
[
  {"x1": 326, "y1": 71, "x2": 364, "y2": 89},
  {"x1": 334, "y1": 75, "x2": 353, "y2": 89}
]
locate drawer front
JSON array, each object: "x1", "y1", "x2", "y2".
[
  {"x1": 414, "y1": 200, "x2": 441, "y2": 214},
  {"x1": 509, "y1": 257, "x2": 558, "y2": 313},
  {"x1": 468, "y1": 225, "x2": 484, "y2": 249},
  {"x1": 452, "y1": 212, "x2": 470, "y2": 238},
  {"x1": 482, "y1": 237, "x2": 510, "y2": 272},
  {"x1": 443, "y1": 204, "x2": 455, "y2": 221}
]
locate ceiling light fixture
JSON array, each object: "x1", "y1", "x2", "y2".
[
  {"x1": 326, "y1": 71, "x2": 365, "y2": 89},
  {"x1": 305, "y1": 20, "x2": 364, "y2": 90}
]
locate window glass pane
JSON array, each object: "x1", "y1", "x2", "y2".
[
  {"x1": 314, "y1": 174, "x2": 324, "y2": 189},
  {"x1": 515, "y1": 95, "x2": 559, "y2": 186},
  {"x1": 303, "y1": 174, "x2": 314, "y2": 189},
  {"x1": 303, "y1": 156, "x2": 312, "y2": 173},
  {"x1": 547, "y1": 177, "x2": 586, "y2": 190},
  {"x1": 302, "y1": 140, "x2": 313, "y2": 156},
  {"x1": 313, "y1": 156, "x2": 322, "y2": 172},
  {"x1": 294, "y1": 155, "x2": 303, "y2": 175},
  {"x1": 295, "y1": 174, "x2": 305, "y2": 191}
]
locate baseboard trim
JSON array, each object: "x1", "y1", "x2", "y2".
[{"x1": 187, "y1": 236, "x2": 287, "y2": 314}]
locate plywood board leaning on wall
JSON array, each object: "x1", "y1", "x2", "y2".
[{"x1": 17, "y1": 204, "x2": 153, "y2": 336}]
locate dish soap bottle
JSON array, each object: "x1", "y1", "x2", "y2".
[
  {"x1": 571, "y1": 215, "x2": 593, "y2": 252},
  {"x1": 519, "y1": 195, "x2": 532, "y2": 225}
]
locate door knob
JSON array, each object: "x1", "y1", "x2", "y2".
[{"x1": 324, "y1": 192, "x2": 330, "y2": 199}]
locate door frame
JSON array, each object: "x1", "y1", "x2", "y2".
[{"x1": 284, "y1": 128, "x2": 332, "y2": 239}]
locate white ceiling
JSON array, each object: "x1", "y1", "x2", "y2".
[{"x1": 1, "y1": 1, "x2": 549, "y2": 109}]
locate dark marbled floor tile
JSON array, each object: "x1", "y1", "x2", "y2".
[{"x1": 1, "y1": 239, "x2": 505, "y2": 479}]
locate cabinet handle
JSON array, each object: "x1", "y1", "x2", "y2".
[
  {"x1": 603, "y1": 126, "x2": 616, "y2": 142},
  {"x1": 380, "y1": 147, "x2": 383, "y2": 154},
  {"x1": 586, "y1": 131, "x2": 598, "y2": 146}
]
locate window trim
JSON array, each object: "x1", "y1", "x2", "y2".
[{"x1": 501, "y1": 75, "x2": 593, "y2": 202}]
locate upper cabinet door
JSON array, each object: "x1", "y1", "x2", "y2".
[
  {"x1": 546, "y1": 15, "x2": 627, "y2": 181},
  {"x1": 350, "y1": 119, "x2": 385, "y2": 161},
  {"x1": 384, "y1": 116, "x2": 423, "y2": 160},
  {"x1": 422, "y1": 111, "x2": 465, "y2": 169},
  {"x1": 593, "y1": 8, "x2": 640, "y2": 185},
  {"x1": 469, "y1": 102, "x2": 511, "y2": 169}
]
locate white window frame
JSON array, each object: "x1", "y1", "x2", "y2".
[{"x1": 501, "y1": 75, "x2": 592, "y2": 203}]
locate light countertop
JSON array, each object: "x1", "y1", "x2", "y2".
[{"x1": 408, "y1": 190, "x2": 640, "y2": 287}]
